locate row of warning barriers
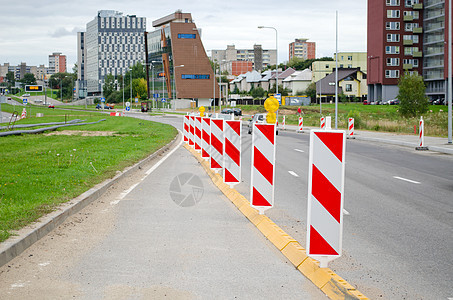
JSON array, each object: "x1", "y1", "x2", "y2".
[{"x1": 183, "y1": 113, "x2": 348, "y2": 268}]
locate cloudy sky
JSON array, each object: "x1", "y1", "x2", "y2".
[{"x1": 0, "y1": 0, "x2": 367, "y2": 70}]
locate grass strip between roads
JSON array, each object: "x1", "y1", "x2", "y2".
[
  {"x1": 0, "y1": 108, "x2": 177, "y2": 242},
  {"x1": 184, "y1": 144, "x2": 368, "y2": 300}
]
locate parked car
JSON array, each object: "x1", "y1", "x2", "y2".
[
  {"x1": 21, "y1": 94, "x2": 30, "y2": 97},
  {"x1": 233, "y1": 108, "x2": 242, "y2": 116},
  {"x1": 247, "y1": 113, "x2": 279, "y2": 135},
  {"x1": 363, "y1": 100, "x2": 369, "y2": 105},
  {"x1": 96, "y1": 104, "x2": 113, "y2": 109},
  {"x1": 48, "y1": 105, "x2": 55, "y2": 109},
  {"x1": 221, "y1": 108, "x2": 233, "y2": 115}
]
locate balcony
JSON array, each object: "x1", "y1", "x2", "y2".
[
  {"x1": 413, "y1": 3, "x2": 423, "y2": 9},
  {"x1": 404, "y1": 15, "x2": 414, "y2": 22},
  {"x1": 413, "y1": 27, "x2": 423, "y2": 34},
  {"x1": 413, "y1": 51, "x2": 423, "y2": 57},
  {"x1": 403, "y1": 39, "x2": 413, "y2": 45},
  {"x1": 403, "y1": 64, "x2": 413, "y2": 70}
]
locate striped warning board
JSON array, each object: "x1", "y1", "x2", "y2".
[
  {"x1": 195, "y1": 116, "x2": 202, "y2": 152},
  {"x1": 210, "y1": 118, "x2": 224, "y2": 172},
  {"x1": 201, "y1": 117, "x2": 211, "y2": 160},
  {"x1": 307, "y1": 129, "x2": 346, "y2": 268},
  {"x1": 348, "y1": 118, "x2": 354, "y2": 137},
  {"x1": 224, "y1": 120, "x2": 241, "y2": 187},
  {"x1": 189, "y1": 115, "x2": 195, "y2": 147},
  {"x1": 251, "y1": 123, "x2": 276, "y2": 214},
  {"x1": 183, "y1": 115, "x2": 189, "y2": 143},
  {"x1": 320, "y1": 117, "x2": 326, "y2": 129},
  {"x1": 298, "y1": 117, "x2": 303, "y2": 132}
]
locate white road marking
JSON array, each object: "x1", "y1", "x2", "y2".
[
  {"x1": 294, "y1": 149, "x2": 305, "y2": 153},
  {"x1": 110, "y1": 200, "x2": 121, "y2": 206},
  {"x1": 343, "y1": 209, "x2": 350, "y2": 215},
  {"x1": 288, "y1": 171, "x2": 299, "y2": 177},
  {"x1": 38, "y1": 262, "x2": 51, "y2": 267},
  {"x1": 393, "y1": 176, "x2": 421, "y2": 184}
]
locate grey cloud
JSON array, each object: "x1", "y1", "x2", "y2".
[{"x1": 50, "y1": 27, "x2": 83, "y2": 38}]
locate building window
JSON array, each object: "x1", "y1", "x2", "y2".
[
  {"x1": 404, "y1": 11, "x2": 419, "y2": 19},
  {"x1": 387, "y1": 10, "x2": 400, "y2": 18},
  {"x1": 348, "y1": 56, "x2": 353, "y2": 60},
  {"x1": 182, "y1": 74, "x2": 210, "y2": 79},
  {"x1": 387, "y1": 57, "x2": 400, "y2": 66},
  {"x1": 385, "y1": 69, "x2": 400, "y2": 78},
  {"x1": 387, "y1": 33, "x2": 400, "y2": 42},
  {"x1": 178, "y1": 33, "x2": 196, "y2": 39},
  {"x1": 345, "y1": 84, "x2": 352, "y2": 92},
  {"x1": 386, "y1": 0, "x2": 400, "y2": 5},
  {"x1": 405, "y1": 23, "x2": 419, "y2": 32},
  {"x1": 386, "y1": 45, "x2": 400, "y2": 54},
  {"x1": 386, "y1": 22, "x2": 400, "y2": 30}
]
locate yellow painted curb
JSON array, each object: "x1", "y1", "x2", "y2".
[{"x1": 183, "y1": 143, "x2": 369, "y2": 300}]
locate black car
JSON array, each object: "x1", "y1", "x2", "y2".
[
  {"x1": 233, "y1": 108, "x2": 242, "y2": 116},
  {"x1": 221, "y1": 108, "x2": 233, "y2": 114},
  {"x1": 96, "y1": 104, "x2": 113, "y2": 109}
]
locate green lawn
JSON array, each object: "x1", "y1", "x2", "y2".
[{"x1": 0, "y1": 108, "x2": 177, "y2": 242}]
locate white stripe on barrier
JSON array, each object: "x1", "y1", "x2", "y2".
[
  {"x1": 210, "y1": 118, "x2": 224, "y2": 171},
  {"x1": 201, "y1": 117, "x2": 211, "y2": 160},
  {"x1": 224, "y1": 120, "x2": 241, "y2": 186},
  {"x1": 194, "y1": 116, "x2": 202, "y2": 152}
]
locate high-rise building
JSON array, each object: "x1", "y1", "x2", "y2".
[
  {"x1": 146, "y1": 11, "x2": 219, "y2": 107},
  {"x1": 80, "y1": 10, "x2": 146, "y2": 95},
  {"x1": 367, "y1": 0, "x2": 449, "y2": 102},
  {"x1": 48, "y1": 52, "x2": 66, "y2": 75},
  {"x1": 212, "y1": 44, "x2": 277, "y2": 73},
  {"x1": 289, "y1": 38, "x2": 316, "y2": 61}
]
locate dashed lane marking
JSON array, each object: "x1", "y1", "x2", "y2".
[
  {"x1": 393, "y1": 176, "x2": 421, "y2": 184},
  {"x1": 288, "y1": 171, "x2": 299, "y2": 177},
  {"x1": 343, "y1": 209, "x2": 350, "y2": 215},
  {"x1": 294, "y1": 149, "x2": 305, "y2": 153}
]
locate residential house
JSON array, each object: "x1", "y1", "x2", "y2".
[
  {"x1": 282, "y1": 69, "x2": 312, "y2": 95},
  {"x1": 316, "y1": 68, "x2": 367, "y2": 103}
]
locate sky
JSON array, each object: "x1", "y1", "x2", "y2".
[{"x1": 0, "y1": 0, "x2": 367, "y2": 70}]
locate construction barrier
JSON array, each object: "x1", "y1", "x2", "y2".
[
  {"x1": 251, "y1": 123, "x2": 276, "y2": 215},
  {"x1": 201, "y1": 117, "x2": 211, "y2": 160},
  {"x1": 183, "y1": 115, "x2": 189, "y2": 143},
  {"x1": 224, "y1": 120, "x2": 242, "y2": 187},
  {"x1": 282, "y1": 115, "x2": 286, "y2": 130},
  {"x1": 195, "y1": 116, "x2": 202, "y2": 152},
  {"x1": 20, "y1": 108, "x2": 27, "y2": 119},
  {"x1": 348, "y1": 118, "x2": 354, "y2": 137},
  {"x1": 320, "y1": 117, "x2": 325, "y2": 129},
  {"x1": 298, "y1": 117, "x2": 303, "y2": 133},
  {"x1": 210, "y1": 118, "x2": 224, "y2": 172},
  {"x1": 416, "y1": 116, "x2": 428, "y2": 150},
  {"x1": 189, "y1": 114, "x2": 195, "y2": 147},
  {"x1": 307, "y1": 130, "x2": 346, "y2": 268}
]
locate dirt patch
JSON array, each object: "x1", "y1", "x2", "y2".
[{"x1": 44, "y1": 130, "x2": 116, "y2": 137}]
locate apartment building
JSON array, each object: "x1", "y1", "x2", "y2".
[
  {"x1": 212, "y1": 44, "x2": 277, "y2": 73},
  {"x1": 289, "y1": 38, "x2": 316, "y2": 60},
  {"x1": 48, "y1": 52, "x2": 67, "y2": 75},
  {"x1": 367, "y1": 0, "x2": 437, "y2": 102},
  {"x1": 146, "y1": 11, "x2": 219, "y2": 107},
  {"x1": 312, "y1": 52, "x2": 367, "y2": 82},
  {"x1": 79, "y1": 10, "x2": 146, "y2": 95}
]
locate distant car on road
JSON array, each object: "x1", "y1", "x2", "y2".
[
  {"x1": 22, "y1": 94, "x2": 30, "y2": 97},
  {"x1": 96, "y1": 104, "x2": 113, "y2": 109},
  {"x1": 363, "y1": 100, "x2": 369, "y2": 105},
  {"x1": 233, "y1": 108, "x2": 242, "y2": 116},
  {"x1": 247, "y1": 113, "x2": 279, "y2": 135},
  {"x1": 48, "y1": 105, "x2": 55, "y2": 109},
  {"x1": 221, "y1": 108, "x2": 233, "y2": 115}
]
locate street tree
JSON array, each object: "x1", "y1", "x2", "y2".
[
  {"x1": 132, "y1": 78, "x2": 148, "y2": 100},
  {"x1": 103, "y1": 74, "x2": 116, "y2": 99},
  {"x1": 397, "y1": 72, "x2": 429, "y2": 118},
  {"x1": 304, "y1": 82, "x2": 316, "y2": 102},
  {"x1": 21, "y1": 73, "x2": 37, "y2": 86}
]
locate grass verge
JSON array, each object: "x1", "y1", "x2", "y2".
[{"x1": 0, "y1": 107, "x2": 177, "y2": 242}]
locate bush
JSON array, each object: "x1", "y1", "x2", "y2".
[{"x1": 347, "y1": 110, "x2": 363, "y2": 129}]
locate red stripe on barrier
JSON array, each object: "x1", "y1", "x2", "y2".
[
  {"x1": 314, "y1": 132, "x2": 343, "y2": 162},
  {"x1": 224, "y1": 168, "x2": 239, "y2": 183},
  {"x1": 202, "y1": 130, "x2": 210, "y2": 144},
  {"x1": 254, "y1": 147, "x2": 273, "y2": 185},
  {"x1": 252, "y1": 187, "x2": 272, "y2": 206},
  {"x1": 225, "y1": 138, "x2": 240, "y2": 166},
  {"x1": 312, "y1": 165, "x2": 341, "y2": 223},
  {"x1": 211, "y1": 158, "x2": 221, "y2": 169},
  {"x1": 310, "y1": 225, "x2": 338, "y2": 255},
  {"x1": 211, "y1": 134, "x2": 223, "y2": 154},
  {"x1": 230, "y1": 122, "x2": 241, "y2": 136},
  {"x1": 202, "y1": 149, "x2": 209, "y2": 157},
  {"x1": 256, "y1": 124, "x2": 275, "y2": 145}
]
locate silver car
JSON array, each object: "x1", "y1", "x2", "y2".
[{"x1": 247, "y1": 113, "x2": 279, "y2": 135}]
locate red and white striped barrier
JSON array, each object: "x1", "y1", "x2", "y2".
[
  {"x1": 251, "y1": 123, "x2": 276, "y2": 214},
  {"x1": 325, "y1": 116, "x2": 332, "y2": 130},
  {"x1": 189, "y1": 115, "x2": 195, "y2": 147},
  {"x1": 201, "y1": 117, "x2": 211, "y2": 160},
  {"x1": 419, "y1": 116, "x2": 425, "y2": 147},
  {"x1": 109, "y1": 112, "x2": 122, "y2": 116},
  {"x1": 210, "y1": 118, "x2": 224, "y2": 172},
  {"x1": 282, "y1": 116, "x2": 286, "y2": 130},
  {"x1": 183, "y1": 115, "x2": 189, "y2": 143},
  {"x1": 320, "y1": 117, "x2": 326, "y2": 129},
  {"x1": 20, "y1": 108, "x2": 27, "y2": 119},
  {"x1": 348, "y1": 118, "x2": 354, "y2": 137},
  {"x1": 194, "y1": 116, "x2": 202, "y2": 152},
  {"x1": 224, "y1": 120, "x2": 242, "y2": 187},
  {"x1": 307, "y1": 129, "x2": 346, "y2": 268},
  {"x1": 298, "y1": 117, "x2": 303, "y2": 133}
]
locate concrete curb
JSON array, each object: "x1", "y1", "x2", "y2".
[
  {"x1": 0, "y1": 132, "x2": 181, "y2": 268},
  {"x1": 184, "y1": 144, "x2": 368, "y2": 300}
]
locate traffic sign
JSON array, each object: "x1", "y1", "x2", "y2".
[
  {"x1": 125, "y1": 101, "x2": 131, "y2": 107},
  {"x1": 162, "y1": 98, "x2": 166, "y2": 102},
  {"x1": 307, "y1": 130, "x2": 346, "y2": 268},
  {"x1": 275, "y1": 93, "x2": 282, "y2": 105},
  {"x1": 125, "y1": 106, "x2": 131, "y2": 112},
  {"x1": 153, "y1": 93, "x2": 159, "y2": 98},
  {"x1": 25, "y1": 85, "x2": 43, "y2": 92},
  {"x1": 101, "y1": 97, "x2": 105, "y2": 102},
  {"x1": 23, "y1": 98, "x2": 28, "y2": 105},
  {"x1": 135, "y1": 97, "x2": 138, "y2": 103}
]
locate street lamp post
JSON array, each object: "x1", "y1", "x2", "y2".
[{"x1": 258, "y1": 26, "x2": 278, "y2": 95}]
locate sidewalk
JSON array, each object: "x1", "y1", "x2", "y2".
[{"x1": 282, "y1": 124, "x2": 453, "y2": 155}]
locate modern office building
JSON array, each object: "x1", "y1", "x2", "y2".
[
  {"x1": 80, "y1": 10, "x2": 146, "y2": 95},
  {"x1": 289, "y1": 38, "x2": 316, "y2": 60},
  {"x1": 48, "y1": 52, "x2": 67, "y2": 75},
  {"x1": 212, "y1": 44, "x2": 277, "y2": 73},
  {"x1": 146, "y1": 11, "x2": 219, "y2": 107},
  {"x1": 367, "y1": 0, "x2": 449, "y2": 102},
  {"x1": 76, "y1": 32, "x2": 87, "y2": 98}
]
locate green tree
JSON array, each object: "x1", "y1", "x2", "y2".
[
  {"x1": 397, "y1": 72, "x2": 429, "y2": 118},
  {"x1": 304, "y1": 82, "x2": 316, "y2": 102},
  {"x1": 103, "y1": 74, "x2": 116, "y2": 99},
  {"x1": 21, "y1": 73, "x2": 37, "y2": 86},
  {"x1": 6, "y1": 72, "x2": 15, "y2": 85},
  {"x1": 132, "y1": 78, "x2": 148, "y2": 100}
]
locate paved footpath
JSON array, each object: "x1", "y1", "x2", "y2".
[{"x1": 0, "y1": 134, "x2": 326, "y2": 299}]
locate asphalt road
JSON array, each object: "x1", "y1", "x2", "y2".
[{"x1": 146, "y1": 113, "x2": 453, "y2": 300}]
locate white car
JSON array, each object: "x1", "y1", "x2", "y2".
[{"x1": 247, "y1": 113, "x2": 279, "y2": 135}]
